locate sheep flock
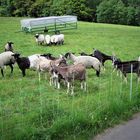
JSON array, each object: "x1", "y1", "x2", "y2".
[{"x1": 0, "y1": 32, "x2": 140, "y2": 95}]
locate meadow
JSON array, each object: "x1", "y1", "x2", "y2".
[{"x1": 0, "y1": 17, "x2": 140, "y2": 140}]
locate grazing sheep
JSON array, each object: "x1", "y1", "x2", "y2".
[
  {"x1": 4, "y1": 42, "x2": 14, "y2": 52},
  {"x1": 13, "y1": 54, "x2": 41, "y2": 76},
  {"x1": 0, "y1": 51, "x2": 16, "y2": 77},
  {"x1": 50, "y1": 35, "x2": 57, "y2": 45},
  {"x1": 34, "y1": 34, "x2": 45, "y2": 45},
  {"x1": 65, "y1": 52, "x2": 102, "y2": 77},
  {"x1": 113, "y1": 59, "x2": 140, "y2": 82},
  {"x1": 44, "y1": 35, "x2": 51, "y2": 46},
  {"x1": 50, "y1": 34, "x2": 64, "y2": 45},
  {"x1": 50, "y1": 63, "x2": 86, "y2": 94}
]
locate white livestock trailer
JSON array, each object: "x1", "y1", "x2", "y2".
[{"x1": 20, "y1": 15, "x2": 77, "y2": 33}]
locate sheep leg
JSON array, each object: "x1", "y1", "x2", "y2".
[
  {"x1": 96, "y1": 70, "x2": 100, "y2": 77},
  {"x1": 84, "y1": 81, "x2": 87, "y2": 91},
  {"x1": 1, "y1": 69, "x2": 4, "y2": 77},
  {"x1": 38, "y1": 72, "x2": 41, "y2": 82},
  {"x1": 67, "y1": 82, "x2": 70, "y2": 94},
  {"x1": 71, "y1": 84, "x2": 74, "y2": 95},
  {"x1": 9, "y1": 64, "x2": 13, "y2": 75},
  {"x1": 57, "y1": 81, "x2": 60, "y2": 89},
  {"x1": 49, "y1": 77, "x2": 52, "y2": 86},
  {"x1": 22, "y1": 69, "x2": 26, "y2": 77},
  {"x1": 81, "y1": 82, "x2": 83, "y2": 89}
]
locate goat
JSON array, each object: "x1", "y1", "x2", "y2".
[
  {"x1": 113, "y1": 59, "x2": 140, "y2": 82},
  {"x1": 50, "y1": 63, "x2": 86, "y2": 94},
  {"x1": 65, "y1": 52, "x2": 102, "y2": 77},
  {"x1": 92, "y1": 49, "x2": 113, "y2": 66}
]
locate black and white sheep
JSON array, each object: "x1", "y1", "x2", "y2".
[
  {"x1": 34, "y1": 34, "x2": 45, "y2": 45},
  {"x1": 4, "y1": 42, "x2": 14, "y2": 52},
  {"x1": 12, "y1": 54, "x2": 41, "y2": 76},
  {"x1": 50, "y1": 63, "x2": 86, "y2": 94},
  {"x1": 0, "y1": 51, "x2": 16, "y2": 77},
  {"x1": 65, "y1": 52, "x2": 102, "y2": 77}
]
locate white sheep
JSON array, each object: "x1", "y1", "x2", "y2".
[
  {"x1": 57, "y1": 34, "x2": 64, "y2": 45},
  {"x1": 50, "y1": 35, "x2": 57, "y2": 45},
  {"x1": 65, "y1": 52, "x2": 102, "y2": 77},
  {"x1": 138, "y1": 56, "x2": 140, "y2": 61},
  {"x1": 0, "y1": 51, "x2": 16, "y2": 77},
  {"x1": 34, "y1": 34, "x2": 45, "y2": 45},
  {"x1": 44, "y1": 35, "x2": 51, "y2": 46},
  {"x1": 51, "y1": 34, "x2": 64, "y2": 45},
  {"x1": 4, "y1": 42, "x2": 14, "y2": 52}
]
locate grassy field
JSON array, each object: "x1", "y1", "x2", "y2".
[{"x1": 0, "y1": 17, "x2": 140, "y2": 140}]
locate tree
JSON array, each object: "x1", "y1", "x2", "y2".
[{"x1": 96, "y1": 0, "x2": 127, "y2": 24}]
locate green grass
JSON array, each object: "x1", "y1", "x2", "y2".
[{"x1": 0, "y1": 17, "x2": 140, "y2": 140}]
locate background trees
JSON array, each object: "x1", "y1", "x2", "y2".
[{"x1": 0, "y1": 0, "x2": 140, "y2": 26}]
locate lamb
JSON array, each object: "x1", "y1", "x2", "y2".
[
  {"x1": 34, "y1": 34, "x2": 45, "y2": 45},
  {"x1": 113, "y1": 59, "x2": 140, "y2": 82},
  {"x1": 4, "y1": 42, "x2": 14, "y2": 52},
  {"x1": 65, "y1": 52, "x2": 102, "y2": 77},
  {"x1": 50, "y1": 63, "x2": 86, "y2": 94},
  {"x1": 0, "y1": 51, "x2": 16, "y2": 77},
  {"x1": 44, "y1": 35, "x2": 51, "y2": 46}
]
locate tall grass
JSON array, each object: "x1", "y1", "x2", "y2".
[{"x1": 0, "y1": 17, "x2": 140, "y2": 140}]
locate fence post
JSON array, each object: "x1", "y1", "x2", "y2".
[{"x1": 130, "y1": 64, "x2": 133, "y2": 101}]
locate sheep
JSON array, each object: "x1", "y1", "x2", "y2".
[
  {"x1": 34, "y1": 34, "x2": 45, "y2": 45},
  {"x1": 44, "y1": 35, "x2": 51, "y2": 46},
  {"x1": 57, "y1": 34, "x2": 64, "y2": 45},
  {"x1": 50, "y1": 35, "x2": 57, "y2": 45},
  {"x1": 50, "y1": 63, "x2": 86, "y2": 94},
  {"x1": 4, "y1": 42, "x2": 14, "y2": 52},
  {"x1": 138, "y1": 56, "x2": 140, "y2": 62},
  {"x1": 0, "y1": 51, "x2": 16, "y2": 77},
  {"x1": 50, "y1": 34, "x2": 64, "y2": 45},
  {"x1": 65, "y1": 52, "x2": 102, "y2": 77},
  {"x1": 12, "y1": 54, "x2": 41, "y2": 77},
  {"x1": 92, "y1": 49, "x2": 113, "y2": 66},
  {"x1": 113, "y1": 59, "x2": 140, "y2": 82}
]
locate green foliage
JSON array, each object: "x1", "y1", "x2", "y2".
[{"x1": 97, "y1": 0, "x2": 140, "y2": 25}]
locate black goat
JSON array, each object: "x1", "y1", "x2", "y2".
[
  {"x1": 92, "y1": 49, "x2": 113, "y2": 66},
  {"x1": 113, "y1": 59, "x2": 140, "y2": 81}
]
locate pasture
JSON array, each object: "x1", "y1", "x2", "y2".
[{"x1": 0, "y1": 17, "x2": 140, "y2": 140}]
